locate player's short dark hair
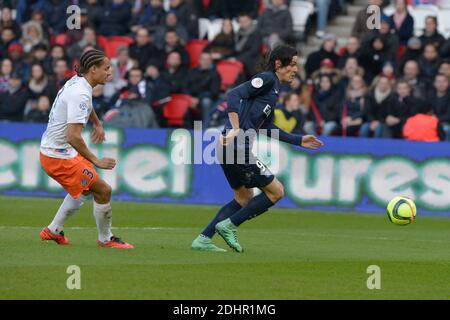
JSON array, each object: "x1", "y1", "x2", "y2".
[
  {"x1": 75, "y1": 49, "x2": 106, "y2": 76},
  {"x1": 260, "y1": 45, "x2": 298, "y2": 72}
]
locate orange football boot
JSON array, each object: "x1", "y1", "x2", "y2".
[
  {"x1": 97, "y1": 236, "x2": 134, "y2": 249},
  {"x1": 40, "y1": 227, "x2": 70, "y2": 245}
]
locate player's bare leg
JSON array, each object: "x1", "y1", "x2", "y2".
[
  {"x1": 192, "y1": 186, "x2": 254, "y2": 252},
  {"x1": 216, "y1": 179, "x2": 284, "y2": 252},
  {"x1": 89, "y1": 178, "x2": 134, "y2": 249}
]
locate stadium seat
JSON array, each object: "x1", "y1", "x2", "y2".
[
  {"x1": 105, "y1": 40, "x2": 131, "y2": 58},
  {"x1": 54, "y1": 33, "x2": 68, "y2": 46},
  {"x1": 289, "y1": 1, "x2": 314, "y2": 36},
  {"x1": 96, "y1": 35, "x2": 108, "y2": 51},
  {"x1": 231, "y1": 19, "x2": 240, "y2": 33},
  {"x1": 216, "y1": 60, "x2": 244, "y2": 91},
  {"x1": 207, "y1": 18, "x2": 243, "y2": 41},
  {"x1": 198, "y1": 18, "x2": 211, "y2": 40},
  {"x1": 441, "y1": 1, "x2": 450, "y2": 9},
  {"x1": 186, "y1": 39, "x2": 209, "y2": 68},
  {"x1": 163, "y1": 94, "x2": 193, "y2": 127},
  {"x1": 258, "y1": 0, "x2": 264, "y2": 16},
  {"x1": 438, "y1": 9, "x2": 450, "y2": 38},
  {"x1": 108, "y1": 36, "x2": 134, "y2": 45},
  {"x1": 208, "y1": 19, "x2": 224, "y2": 41},
  {"x1": 383, "y1": 5, "x2": 395, "y2": 16}
]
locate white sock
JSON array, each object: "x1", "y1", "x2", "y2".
[
  {"x1": 93, "y1": 201, "x2": 113, "y2": 243},
  {"x1": 48, "y1": 194, "x2": 88, "y2": 234}
]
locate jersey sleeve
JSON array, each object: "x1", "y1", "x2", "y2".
[
  {"x1": 67, "y1": 92, "x2": 91, "y2": 124},
  {"x1": 261, "y1": 121, "x2": 303, "y2": 146},
  {"x1": 226, "y1": 73, "x2": 275, "y2": 113}
]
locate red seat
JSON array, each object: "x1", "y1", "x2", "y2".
[
  {"x1": 216, "y1": 60, "x2": 244, "y2": 91},
  {"x1": 96, "y1": 35, "x2": 108, "y2": 51},
  {"x1": 105, "y1": 40, "x2": 130, "y2": 58},
  {"x1": 163, "y1": 94, "x2": 193, "y2": 126},
  {"x1": 54, "y1": 33, "x2": 68, "y2": 46},
  {"x1": 186, "y1": 39, "x2": 209, "y2": 68},
  {"x1": 108, "y1": 36, "x2": 134, "y2": 45},
  {"x1": 396, "y1": 45, "x2": 407, "y2": 63},
  {"x1": 258, "y1": 0, "x2": 264, "y2": 16}
]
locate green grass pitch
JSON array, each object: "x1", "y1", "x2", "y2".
[{"x1": 1, "y1": 195, "x2": 450, "y2": 300}]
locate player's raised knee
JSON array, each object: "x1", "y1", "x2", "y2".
[{"x1": 268, "y1": 181, "x2": 285, "y2": 203}]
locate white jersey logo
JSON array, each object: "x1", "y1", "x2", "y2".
[
  {"x1": 251, "y1": 77, "x2": 264, "y2": 88},
  {"x1": 263, "y1": 104, "x2": 272, "y2": 117}
]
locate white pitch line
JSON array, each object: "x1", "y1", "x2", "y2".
[
  {"x1": 0, "y1": 226, "x2": 178, "y2": 231},
  {"x1": 0, "y1": 226, "x2": 449, "y2": 244}
]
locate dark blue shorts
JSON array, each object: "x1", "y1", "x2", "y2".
[{"x1": 217, "y1": 144, "x2": 274, "y2": 190}]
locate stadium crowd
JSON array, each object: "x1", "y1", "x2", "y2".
[{"x1": 0, "y1": 0, "x2": 450, "y2": 142}]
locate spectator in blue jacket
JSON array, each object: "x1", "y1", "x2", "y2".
[
  {"x1": 97, "y1": 0, "x2": 132, "y2": 36},
  {"x1": 42, "y1": 0, "x2": 71, "y2": 35}
]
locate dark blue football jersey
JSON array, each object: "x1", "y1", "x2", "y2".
[
  {"x1": 224, "y1": 71, "x2": 280, "y2": 133},
  {"x1": 222, "y1": 71, "x2": 302, "y2": 149}
]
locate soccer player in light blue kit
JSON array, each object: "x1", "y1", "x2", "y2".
[{"x1": 192, "y1": 45, "x2": 324, "y2": 252}]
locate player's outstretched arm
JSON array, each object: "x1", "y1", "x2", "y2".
[
  {"x1": 89, "y1": 109, "x2": 105, "y2": 144},
  {"x1": 262, "y1": 122, "x2": 324, "y2": 150},
  {"x1": 67, "y1": 123, "x2": 116, "y2": 169}
]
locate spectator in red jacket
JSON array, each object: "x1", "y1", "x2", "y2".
[{"x1": 403, "y1": 104, "x2": 441, "y2": 142}]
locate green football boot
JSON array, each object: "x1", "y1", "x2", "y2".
[
  {"x1": 215, "y1": 218, "x2": 243, "y2": 253},
  {"x1": 191, "y1": 235, "x2": 227, "y2": 252}
]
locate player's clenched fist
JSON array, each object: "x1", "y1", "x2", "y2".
[{"x1": 94, "y1": 157, "x2": 116, "y2": 169}]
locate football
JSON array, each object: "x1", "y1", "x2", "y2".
[{"x1": 387, "y1": 196, "x2": 417, "y2": 226}]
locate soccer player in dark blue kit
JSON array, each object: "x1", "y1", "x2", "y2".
[{"x1": 192, "y1": 45, "x2": 324, "y2": 252}]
